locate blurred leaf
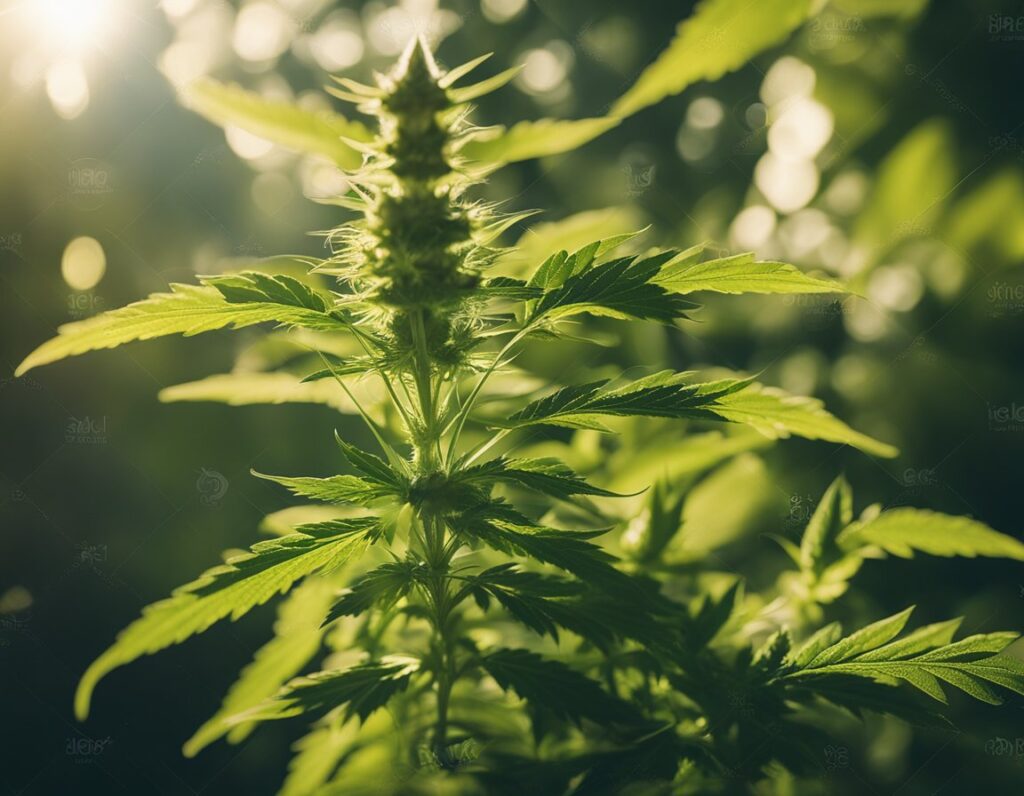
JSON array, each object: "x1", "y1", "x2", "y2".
[
  {"x1": 653, "y1": 251, "x2": 845, "y2": 295},
  {"x1": 481, "y1": 648, "x2": 639, "y2": 725},
  {"x1": 500, "y1": 208, "x2": 645, "y2": 275},
  {"x1": 75, "y1": 519, "x2": 380, "y2": 720},
  {"x1": 612, "y1": 0, "x2": 813, "y2": 117},
  {"x1": 280, "y1": 718, "x2": 358, "y2": 796},
  {"x1": 852, "y1": 119, "x2": 957, "y2": 270},
  {"x1": 462, "y1": 117, "x2": 621, "y2": 164},
  {"x1": 709, "y1": 381, "x2": 899, "y2": 458},
  {"x1": 837, "y1": 508, "x2": 1024, "y2": 560},
  {"x1": 678, "y1": 454, "x2": 781, "y2": 554},
  {"x1": 183, "y1": 576, "x2": 337, "y2": 757},
  {"x1": 182, "y1": 79, "x2": 371, "y2": 169},
  {"x1": 159, "y1": 372, "x2": 380, "y2": 415},
  {"x1": 831, "y1": 0, "x2": 929, "y2": 19}
]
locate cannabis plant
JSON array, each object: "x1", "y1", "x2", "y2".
[{"x1": 18, "y1": 30, "x2": 1024, "y2": 796}]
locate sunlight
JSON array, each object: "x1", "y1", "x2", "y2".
[{"x1": 25, "y1": 0, "x2": 115, "y2": 54}]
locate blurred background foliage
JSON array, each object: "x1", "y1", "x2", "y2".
[{"x1": 2, "y1": 0, "x2": 1024, "y2": 793}]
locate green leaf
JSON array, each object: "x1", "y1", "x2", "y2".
[
  {"x1": 74, "y1": 519, "x2": 380, "y2": 720},
  {"x1": 836, "y1": 508, "x2": 1024, "y2": 560},
  {"x1": 181, "y1": 78, "x2": 371, "y2": 169},
  {"x1": 323, "y1": 561, "x2": 423, "y2": 624},
  {"x1": 529, "y1": 252, "x2": 698, "y2": 323},
  {"x1": 707, "y1": 381, "x2": 899, "y2": 458},
  {"x1": 280, "y1": 718, "x2": 359, "y2": 796},
  {"x1": 335, "y1": 431, "x2": 408, "y2": 489},
  {"x1": 159, "y1": 372, "x2": 376, "y2": 415},
  {"x1": 481, "y1": 648, "x2": 639, "y2": 725},
  {"x1": 806, "y1": 607, "x2": 915, "y2": 666},
  {"x1": 233, "y1": 656, "x2": 420, "y2": 724},
  {"x1": 611, "y1": 0, "x2": 813, "y2": 117},
  {"x1": 502, "y1": 208, "x2": 644, "y2": 275},
  {"x1": 799, "y1": 476, "x2": 853, "y2": 572},
  {"x1": 254, "y1": 472, "x2": 399, "y2": 506},
  {"x1": 448, "y1": 65, "x2": 523, "y2": 103},
  {"x1": 652, "y1": 251, "x2": 844, "y2": 295},
  {"x1": 459, "y1": 457, "x2": 627, "y2": 500},
  {"x1": 493, "y1": 372, "x2": 744, "y2": 431},
  {"x1": 781, "y1": 609, "x2": 1024, "y2": 707},
  {"x1": 183, "y1": 576, "x2": 337, "y2": 757},
  {"x1": 461, "y1": 117, "x2": 621, "y2": 164},
  {"x1": 17, "y1": 283, "x2": 345, "y2": 376}
]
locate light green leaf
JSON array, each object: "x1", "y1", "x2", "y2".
[
  {"x1": 612, "y1": 0, "x2": 813, "y2": 117},
  {"x1": 459, "y1": 457, "x2": 628, "y2": 500},
  {"x1": 461, "y1": 117, "x2": 621, "y2": 165},
  {"x1": 254, "y1": 472, "x2": 399, "y2": 505},
  {"x1": 75, "y1": 519, "x2": 380, "y2": 720},
  {"x1": 837, "y1": 508, "x2": 1024, "y2": 560},
  {"x1": 280, "y1": 718, "x2": 359, "y2": 796},
  {"x1": 17, "y1": 283, "x2": 345, "y2": 376},
  {"x1": 653, "y1": 252, "x2": 845, "y2": 295},
  {"x1": 183, "y1": 576, "x2": 338, "y2": 757},
  {"x1": 799, "y1": 476, "x2": 853, "y2": 572},
  {"x1": 182, "y1": 79, "x2": 371, "y2": 169},
  {"x1": 708, "y1": 382, "x2": 899, "y2": 458},
  {"x1": 159, "y1": 372, "x2": 381, "y2": 415},
  {"x1": 851, "y1": 119, "x2": 957, "y2": 273},
  {"x1": 806, "y1": 607, "x2": 915, "y2": 666}
]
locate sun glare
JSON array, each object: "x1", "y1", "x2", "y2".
[{"x1": 26, "y1": 0, "x2": 114, "y2": 54}]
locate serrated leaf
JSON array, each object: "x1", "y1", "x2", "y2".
[
  {"x1": 461, "y1": 117, "x2": 621, "y2": 164},
  {"x1": 183, "y1": 576, "x2": 338, "y2": 757},
  {"x1": 323, "y1": 561, "x2": 423, "y2": 624},
  {"x1": 182, "y1": 79, "x2": 371, "y2": 169},
  {"x1": 75, "y1": 518, "x2": 380, "y2": 720},
  {"x1": 836, "y1": 508, "x2": 1024, "y2": 560},
  {"x1": 18, "y1": 283, "x2": 346, "y2": 376},
  {"x1": 233, "y1": 656, "x2": 420, "y2": 724},
  {"x1": 807, "y1": 607, "x2": 915, "y2": 666},
  {"x1": 493, "y1": 372, "x2": 743, "y2": 431},
  {"x1": 653, "y1": 252, "x2": 844, "y2": 295},
  {"x1": 611, "y1": 0, "x2": 813, "y2": 117},
  {"x1": 481, "y1": 648, "x2": 639, "y2": 725},
  {"x1": 459, "y1": 457, "x2": 627, "y2": 500},
  {"x1": 529, "y1": 252, "x2": 697, "y2": 323},
  {"x1": 280, "y1": 718, "x2": 358, "y2": 796},
  {"x1": 707, "y1": 382, "x2": 899, "y2": 458},
  {"x1": 781, "y1": 611, "x2": 1024, "y2": 708},
  {"x1": 254, "y1": 472, "x2": 399, "y2": 505},
  {"x1": 335, "y1": 432, "x2": 408, "y2": 489},
  {"x1": 799, "y1": 476, "x2": 853, "y2": 572},
  {"x1": 787, "y1": 623, "x2": 843, "y2": 668}
]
